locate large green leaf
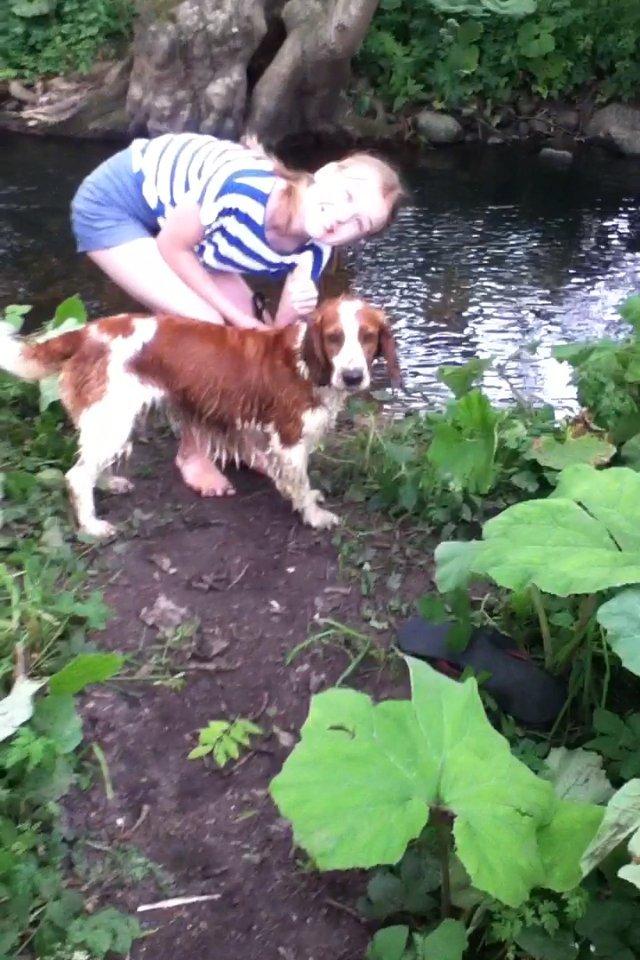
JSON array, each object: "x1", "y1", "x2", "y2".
[
  {"x1": 271, "y1": 657, "x2": 599, "y2": 907},
  {"x1": 528, "y1": 434, "x2": 616, "y2": 470},
  {"x1": 596, "y1": 588, "x2": 640, "y2": 676},
  {"x1": 428, "y1": 390, "x2": 499, "y2": 494},
  {"x1": 538, "y1": 799, "x2": 604, "y2": 890},
  {"x1": 435, "y1": 466, "x2": 640, "y2": 596}
]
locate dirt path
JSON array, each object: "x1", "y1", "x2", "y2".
[{"x1": 67, "y1": 437, "x2": 406, "y2": 960}]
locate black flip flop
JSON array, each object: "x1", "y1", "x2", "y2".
[{"x1": 397, "y1": 616, "x2": 566, "y2": 726}]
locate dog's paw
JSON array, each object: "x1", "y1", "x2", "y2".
[
  {"x1": 303, "y1": 502, "x2": 340, "y2": 530},
  {"x1": 80, "y1": 518, "x2": 117, "y2": 540}
]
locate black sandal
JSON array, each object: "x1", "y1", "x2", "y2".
[{"x1": 397, "y1": 616, "x2": 566, "y2": 726}]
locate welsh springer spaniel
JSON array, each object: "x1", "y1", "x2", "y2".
[{"x1": 0, "y1": 297, "x2": 401, "y2": 537}]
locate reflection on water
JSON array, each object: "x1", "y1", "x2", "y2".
[
  {"x1": 348, "y1": 144, "x2": 640, "y2": 409},
  {"x1": 1, "y1": 133, "x2": 639, "y2": 409}
]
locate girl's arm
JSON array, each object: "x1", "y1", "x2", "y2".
[
  {"x1": 273, "y1": 266, "x2": 319, "y2": 328},
  {"x1": 156, "y1": 202, "x2": 262, "y2": 329}
]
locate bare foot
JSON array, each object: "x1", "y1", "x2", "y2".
[{"x1": 176, "y1": 454, "x2": 236, "y2": 497}]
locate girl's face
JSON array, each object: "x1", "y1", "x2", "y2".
[{"x1": 301, "y1": 160, "x2": 391, "y2": 246}]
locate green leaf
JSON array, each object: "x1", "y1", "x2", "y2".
[
  {"x1": 39, "y1": 377, "x2": 61, "y2": 413},
  {"x1": 620, "y1": 433, "x2": 640, "y2": 470},
  {"x1": 575, "y1": 897, "x2": 640, "y2": 959},
  {"x1": 271, "y1": 656, "x2": 564, "y2": 906},
  {"x1": 10, "y1": 0, "x2": 56, "y2": 17},
  {"x1": 529, "y1": 434, "x2": 616, "y2": 470},
  {"x1": 414, "y1": 919, "x2": 468, "y2": 960},
  {"x1": 597, "y1": 588, "x2": 640, "y2": 676},
  {"x1": 50, "y1": 653, "x2": 123, "y2": 695},
  {"x1": 542, "y1": 747, "x2": 614, "y2": 803},
  {"x1": 417, "y1": 594, "x2": 449, "y2": 624},
  {"x1": 189, "y1": 718, "x2": 262, "y2": 767},
  {"x1": 617, "y1": 826, "x2": 640, "y2": 889},
  {"x1": 2, "y1": 304, "x2": 31, "y2": 331},
  {"x1": 619, "y1": 295, "x2": 640, "y2": 333},
  {"x1": 428, "y1": 391, "x2": 499, "y2": 494},
  {"x1": 0, "y1": 677, "x2": 46, "y2": 743},
  {"x1": 515, "y1": 926, "x2": 578, "y2": 960},
  {"x1": 434, "y1": 540, "x2": 483, "y2": 592},
  {"x1": 537, "y1": 799, "x2": 604, "y2": 891},
  {"x1": 367, "y1": 925, "x2": 410, "y2": 960},
  {"x1": 581, "y1": 780, "x2": 640, "y2": 876},
  {"x1": 51, "y1": 295, "x2": 87, "y2": 328},
  {"x1": 436, "y1": 466, "x2": 640, "y2": 597},
  {"x1": 32, "y1": 695, "x2": 82, "y2": 754}
]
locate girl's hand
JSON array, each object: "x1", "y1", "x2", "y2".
[
  {"x1": 289, "y1": 269, "x2": 319, "y2": 320},
  {"x1": 233, "y1": 315, "x2": 269, "y2": 331}
]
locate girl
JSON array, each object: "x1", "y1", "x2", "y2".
[{"x1": 71, "y1": 133, "x2": 405, "y2": 496}]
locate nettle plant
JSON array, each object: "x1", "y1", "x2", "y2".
[{"x1": 269, "y1": 656, "x2": 622, "y2": 959}]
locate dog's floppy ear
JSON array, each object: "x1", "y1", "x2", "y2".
[
  {"x1": 302, "y1": 308, "x2": 331, "y2": 386},
  {"x1": 376, "y1": 315, "x2": 403, "y2": 388}
]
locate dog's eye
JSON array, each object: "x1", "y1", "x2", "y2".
[
  {"x1": 361, "y1": 331, "x2": 377, "y2": 344},
  {"x1": 325, "y1": 332, "x2": 343, "y2": 346}
]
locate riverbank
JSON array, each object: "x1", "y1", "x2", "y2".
[{"x1": 1, "y1": 61, "x2": 640, "y2": 162}]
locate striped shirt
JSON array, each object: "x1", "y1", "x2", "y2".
[{"x1": 130, "y1": 133, "x2": 331, "y2": 282}]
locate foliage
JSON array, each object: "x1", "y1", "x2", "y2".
[
  {"x1": 367, "y1": 919, "x2": 468, "y2": 960},
  {"x1": 270, "y1": 656, "x2": 602, "y2": 907},
  {"x1": 553, "y1": 296, "x2": 640, "y2": 445},
  {"x1": 357, "y1": 0, "x2": 640, "y2": 111},
  {"x1": 581, "y1": 780, "x2": 640, "y2": 889},
  {"x1": 433, "y1": 464, "x2": 640, "y2": 692},
  {"x1": 328, "y1": 359, "x2": 614, "y2": 538},
  {"x1": 0, "y1": 301, "x2": 137, "y2": 957},
  {"x1": 586, "y1": 709, "x2": 640, "y2": 781},
  {"x1": 0, "y1": 0, "x2": 133, "y2": 80},
  {"x1": 436, "y1": 465, "x2": 640, "y2": 597},
  {"x1": 188, "y1": 718, "x2": 263, "y2": 766}
]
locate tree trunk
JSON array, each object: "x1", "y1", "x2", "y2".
[
  {"x1": 246, "y1": 0, "x2": 380, "y2": 143},
  {"x1": 127, "y1": 0, "x2": 268, "y2": 138}
]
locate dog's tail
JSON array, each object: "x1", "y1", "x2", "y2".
[{"x1": 0, "y1": 322, "x2": 85, "y2": 382}]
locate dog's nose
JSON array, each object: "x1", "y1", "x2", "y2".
[{"x1": 342, "y1": 368, "x2": 364, "y2": 388}]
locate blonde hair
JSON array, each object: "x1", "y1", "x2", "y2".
[{"x1": 244, "y1": 138, "x2": 407, "y2": 238}]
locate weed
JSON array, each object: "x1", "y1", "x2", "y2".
[
  {"x1": 288, "y1": 618, "x2": 386, "y2": 686},
  {"x1": 188, "y1": 718, "x2": 263, "y2": 766},
  {"x1": 0, "y1": 300, "x2": 139, "y2": 957}
]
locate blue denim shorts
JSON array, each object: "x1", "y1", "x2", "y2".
[{"x1": 70, "y1": 145, "x2": 158, "y2": 253}]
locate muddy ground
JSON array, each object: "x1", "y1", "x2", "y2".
[{"x1": 67, "y1": 433, "x2": 429, "y2": 960}]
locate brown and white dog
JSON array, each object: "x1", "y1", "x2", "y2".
[{"x1": 0, "y1": 297, "x2": 401, "y2": 537}]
